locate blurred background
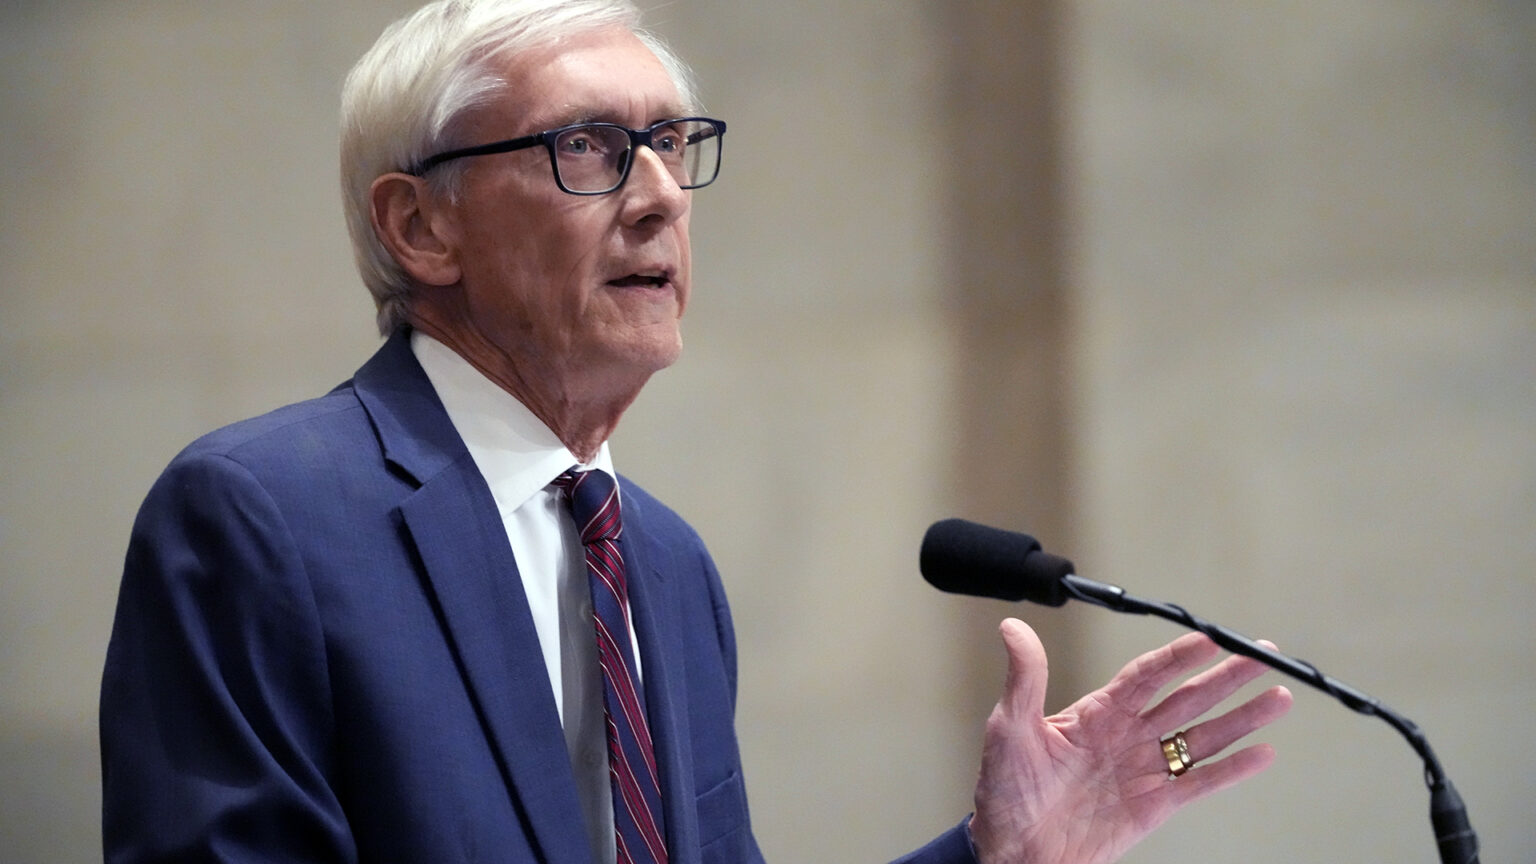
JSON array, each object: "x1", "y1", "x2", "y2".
[{"x1": 2, "y1": 1, "x2": 1532, "y2": 861}]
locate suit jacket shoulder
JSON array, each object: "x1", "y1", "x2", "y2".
[{"x1": 102, "y1": 332, "x2": 763, "y2": 864}]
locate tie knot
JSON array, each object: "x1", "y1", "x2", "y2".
[{"x1": 553, "y1": 468, "x2": 622, "y2": 543}]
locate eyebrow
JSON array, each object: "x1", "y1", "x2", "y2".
[{"x1": 536, "y1": 103, "x2": 693, "y2": 131}]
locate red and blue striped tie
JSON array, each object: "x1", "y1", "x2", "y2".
[{"x1": 554, "y1": 468, "x2": 668, "y2": 864}]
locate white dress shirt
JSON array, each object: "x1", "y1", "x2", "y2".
[{"x1": 412, "y1": 331, "x2": 624, "y2": 864}]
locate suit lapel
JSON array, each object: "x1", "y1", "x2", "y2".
[
  {"x1": 353, "y1": 332, "x2": 592, "y2": 864},
  {"x1": 619, "y1": 487, "x2": 701, "y2": 864}
]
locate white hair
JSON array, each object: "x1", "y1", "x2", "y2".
[{"x1": 339, "y1": 0, "x2": 699, "y2": 334}]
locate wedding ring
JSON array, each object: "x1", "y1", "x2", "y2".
[{"x1": 1161, "y1": 731, "x2": 1193, "y2": 778}]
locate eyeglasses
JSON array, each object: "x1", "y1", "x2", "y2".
[{"x1": 409, "y1": 116, "x2": 727, "y2": 195}]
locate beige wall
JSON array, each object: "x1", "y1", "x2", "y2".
[
  {"x1": 1066, "y1": 2, "x2": 1535, "y2": 861},
  {"x1": 2, "y1": 1, "x2": 1532, "y2": 862}
]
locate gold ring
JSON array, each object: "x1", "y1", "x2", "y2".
[{"x1": 1161, "y1": 731, "x2": 1193, "y2": 778}]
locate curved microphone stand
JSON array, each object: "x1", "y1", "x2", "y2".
[{"x1": 1060, "y1": 573, "x2": 1480, "y2": 864}]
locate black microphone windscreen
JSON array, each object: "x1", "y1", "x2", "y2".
[{"x1": 920, "y1": 518, "x2": 1076, "y2": 606}]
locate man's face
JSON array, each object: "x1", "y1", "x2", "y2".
[{"x1": 430, "y1": 27, "x2": 693, "y2": 402}]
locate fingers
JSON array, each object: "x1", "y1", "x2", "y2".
[
  {"x1": 1180, "y1": 684, "x2": 1292, "y2": 766},
  {"x1": 1099, "y1": 631, "x2": 1222, "y2": 713},
  {"x1": 1168, "y1": 742, "x2": 1279, "y2": 807},
  {"x1": 1141, "y1": 684, "x2": 1291, "y2": 783},
  {"x1": 997, "y1": 617, "x2": 1050, "y2": 719},
  {"x1": 1139, "y1": 643, "x2": 1277, "y2": 733}
]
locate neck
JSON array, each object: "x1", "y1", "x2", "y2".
[{"x1": 409, "y1": 317, "x2": 647, "y2": 464}]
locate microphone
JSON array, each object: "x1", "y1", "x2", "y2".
[
  {"x1": 918, "y1": 517, "x2": 1479, "y2": 864},
  {"x1": 920, "y1": 518, "x2": 1075, "y2": 604},
  {"x1": 921, "y1": 519, "x2": 1130, "y2": 609}
]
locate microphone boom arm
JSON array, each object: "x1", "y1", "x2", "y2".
[{"x1": 1060, "y1": 574, "x2": 1479, "y2": 864}]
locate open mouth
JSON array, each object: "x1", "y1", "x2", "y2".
[{"x1": 607, "y1": 272, "x2": 671, "y2": 289}]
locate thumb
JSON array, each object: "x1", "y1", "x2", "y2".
[{"x1": 998, "y1": 617, "x2": 1050, "y2": 719}]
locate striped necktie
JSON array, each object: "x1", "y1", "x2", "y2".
[{"x1": 553, "y1": 468, "x2": 668, "y2": 864}]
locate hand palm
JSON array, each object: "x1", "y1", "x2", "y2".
[{"x1": 970, "y1": 619, "x2": 1292, "y2": 864}]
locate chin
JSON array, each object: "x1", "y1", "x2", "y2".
[
  {"x1": 642, "y1": 338, "x2": 684, "y2": 372},
  {"x1": 598, "y1": 330, "x2": 683, "y2": 379}
]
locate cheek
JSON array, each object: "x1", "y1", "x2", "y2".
[
  {"x1": 473, "y1": 223, "x2": 593, "y2": 316},
  {"x1": 460, "y1": 174, "x2": 600, "y2": 284},
  {"x1": 675, "y1": 223, "x2": 693, "y2": 309},
  {"x1": 522, "y1": 205, "x2": 612, "y2": 286},
  {"x1": 676, "y1": 216, "x2": 692, "y2": 265},
  {"x1": 453, "y1": 179, "x2": 625, "y2": 324}
]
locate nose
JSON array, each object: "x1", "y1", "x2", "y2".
[{"x1": 618, "y1": 144, "x2": 689, "y2": 227}]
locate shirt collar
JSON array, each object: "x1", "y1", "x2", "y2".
[{"x1": 410, "y1": 330, "x2": 614, "y2": 517}]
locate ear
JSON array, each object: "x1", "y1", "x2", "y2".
[{"x1": 369, "y1": 172, "x2": 462, "y2": 287}]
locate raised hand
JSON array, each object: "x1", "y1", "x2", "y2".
[{"x1": 969, "y1": 618, "x2": 1293, "y2": 864}]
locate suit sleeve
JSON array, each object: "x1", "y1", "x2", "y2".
[
  {"x1": 100, "y1": 451, "x2": 355, "y2": 863},
  {"x1": 691, "y1": 539, "x2": 768, "y2": 864}
]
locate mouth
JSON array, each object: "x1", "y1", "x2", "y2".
[
  {"x1": 606, "y1": 269, "x2": 674, "y2": 290},
  {"x1": 605, "y1": 269, "x2": 672, "y2": 289}
]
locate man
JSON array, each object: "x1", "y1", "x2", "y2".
[{"x1": 100, "y1": 1, "x2": 1292, "y2": 862}]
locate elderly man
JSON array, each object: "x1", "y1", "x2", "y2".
[{"x1": 100, "y1": 1, "x2": 1291, "y2": 862}]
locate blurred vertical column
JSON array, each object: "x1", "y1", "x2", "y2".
[{"x1": 938, "y1": 0, "x2": 1089, "y2": 711}]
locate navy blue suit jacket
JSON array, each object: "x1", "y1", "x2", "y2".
[{"x1": 101, "y1": 331, "x2": 976, "y2": 864}]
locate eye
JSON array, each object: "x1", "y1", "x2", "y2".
[
  {"x1": 652, "y1": 128, "x2": 684, "y2": 154},
  {"x1": 556, "y1": 126, "x2": 611, "y2": 157}
]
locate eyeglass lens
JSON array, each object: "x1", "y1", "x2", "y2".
[{"x1": 553, "y1": 120, "x2": 720, "y2": 193}]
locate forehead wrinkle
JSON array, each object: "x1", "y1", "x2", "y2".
[{"x1": 539, "y1": 99, "x2": 692, "y2": 131}]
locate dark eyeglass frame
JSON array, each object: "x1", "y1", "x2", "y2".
[{"x1": 408, "y1": 116, "x2": 727, "y2": 195}]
